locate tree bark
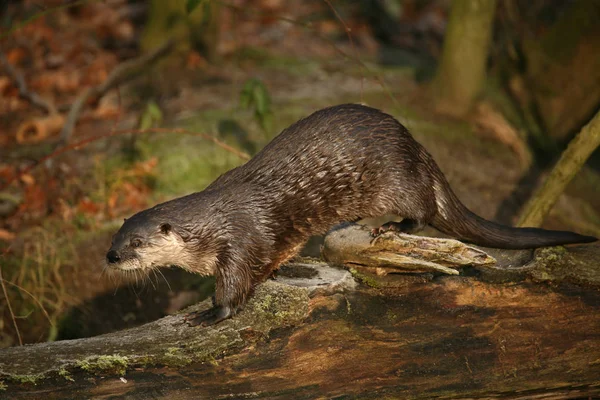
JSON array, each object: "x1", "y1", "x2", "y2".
[{"x1": 433, "y1": 0, "x2": 497, "y2": 116}]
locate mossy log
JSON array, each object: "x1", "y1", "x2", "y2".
[{"x1": 1, "y1": 226, "x2": 600, "y2": 399}]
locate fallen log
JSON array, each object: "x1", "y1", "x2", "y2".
[{"x1": 1, "y1": 225, "x2": 599, "y2": 399}]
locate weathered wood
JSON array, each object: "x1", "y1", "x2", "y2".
[
  {"x1": 323, "y1": 223, "x2": 496, "y2": 275},
  {"x1": 1, "y1": 230, "x2": 599, "y2": 399},
  {"x1": 324, "y1": 223, "x2": 600, "y2": 286}
]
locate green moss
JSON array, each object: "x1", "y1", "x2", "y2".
[
  {"x1": 76, "y1": 355, "x2": 129, "y2": 376},
  {"x1": 160, "y1": 347, "x2": 192, "y2": 367},
  {"x1": 530, "y1": 247, "x2": 568, "y2": 282},
  {"x1": 0, "y1": 381, "x2": 6, "y2": 391},
  {"x1": 11, "y1": 374, "x2": 44, "y2": 385},
  {"x1": 538, "y1": 246, "x2": 568, "y2": 263},
  {"x1": 185, "y1": 330, "x2": 244, "y2": 363},
  {"x1": 386, "y1": 310, "x2": 398, "y2": 323},
  {"x1": 58, "y1": 368, "x2": 74, "y2": 382},
  {"x1": 244, "y1": 284, "x2": 310, "y2": 332},
  {"x1": 131, "y1": 117, "x2": 246, "y2": 198},
  {"x1": 349, "y1": 268, "x2": 380, "y2": 289}
]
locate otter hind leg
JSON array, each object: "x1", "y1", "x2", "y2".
[
  {"x1": 370, "y1": 170, "x2": 439, "y2": 237},
  {"x1": 370, "y1": 218, "x2": 427, "y2": 237}
]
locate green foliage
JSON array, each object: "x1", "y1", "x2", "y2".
[
  {"x1": 186, "y1": 0, "x2": 210, "y2": 15},
  {"x1": 139, "y1": 100, "x2": 163, "y2": 130},
  {"x1": 240, "y1": 78, "x2": 273, "y2": 132}
]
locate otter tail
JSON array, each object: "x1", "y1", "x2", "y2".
[{"x1": 429, "y1": 173, "x2": 597, "y2": 250}]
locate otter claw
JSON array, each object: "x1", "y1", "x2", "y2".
[
  {"x1": 185, "y1": 306, "x2": 232, "y2": 327},
  {"x1": 370, "y1": 223, "x2": 398, "y2": 237}
]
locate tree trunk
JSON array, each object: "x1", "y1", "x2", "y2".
[
  {"x1": 141, "y1": 0, "x2": 220, "y2": 63},
  {"x1": 433, "y1": 0, "x2": 497, "y2": 116}
]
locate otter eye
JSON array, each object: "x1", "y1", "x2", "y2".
[
  {"x1": 160, "y1": 223, "x2": 171, "y2": 234},
  {"x1": 131, "y1": 239, "x2": 142, "y2": 248}
]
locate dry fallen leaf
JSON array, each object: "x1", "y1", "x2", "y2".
[
  {"x1": 187, "y1": 51, "x2": 207, "y2": 70},
  {"x1": 16, "y1": 114, "x2": 65, "y2": 144},
  {"x1": 0, "y1": 229, "x2": 16, "y2": 241},
  {"x1": 6, "y1": 47, "x2": 26, "y2": 65},
  {"x1": 20, "y1": 174, "x2": 36, "y2": 186},
  {"x1": 78, "y1": 197, "x2": 100, "y2": 216}
]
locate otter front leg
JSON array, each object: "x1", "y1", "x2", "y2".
[
  {"x1": 184, "y1": 300, "x2": 232, "y2": 327},
  {"x1": 184, "y1": 295, "x2": 241, "y2": 327},
  {"x1": 185, "y1": 265, "x2": 253, "y2": 327}
]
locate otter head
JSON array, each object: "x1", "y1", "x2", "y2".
[{"x1": 106, "y1": 212, "x2": 191, "y2": 272}]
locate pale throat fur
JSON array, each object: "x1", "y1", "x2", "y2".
[{"x1": 108, "y1": 228, "x2": 218, "y2": 276}]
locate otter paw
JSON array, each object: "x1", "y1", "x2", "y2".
[
  {"x1": 371, "y1": 219, "x2": 425, "y2": 237},
  {"x1": 184, "y1": 306, "x2": 232, "y2": 327},
  {"x1": 370, "y1": 222, "x2": 400, "y2": 237}
]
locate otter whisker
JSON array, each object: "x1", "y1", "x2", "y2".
[
  {"x1": 154, "y1": 268, "x2": 172, "y2": 292},
  {"x1": 144, "y1": 269, "x2": 157, "y2": 291}
]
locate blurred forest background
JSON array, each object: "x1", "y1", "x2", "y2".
[{"x1": 0, "y1": 0, "x2": 599, "y2": 347}]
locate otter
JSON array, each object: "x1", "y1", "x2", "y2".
[{"x1": 106, "y1": 104, "x2": 597, "y2": 326}]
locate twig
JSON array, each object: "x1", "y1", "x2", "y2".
[
  {"x1": 59, "y1": 39, "x2": 175, "y2": 145},
  {"x1": 1, "y1": 279, "x2": 54, "y2": 327},
  {"x1": 518, "y1": 110, "x2": 600, "y2": 227},
  {"x1": 0, "y1": 127, "x2": 250, "y2": 192},
  {"x1": 0, "y1": 51, "x2": 56, "y2": 114},
  {"x1": 322, "y1": 0, "x2": 364, "y2": 102},
  {"x1": 0, "y1": 249, "x2": 23, "y2": 346}
]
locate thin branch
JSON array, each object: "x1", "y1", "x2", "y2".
[
  {"x1": 0, "y1": 127, "x2": 250, "y2": 192},
  {"x1": 59, "y1": 39, "x2": 175, "y2": 145},
  {"x1": 322, "y1": 0, "x2": 364, "y2": 102},
  {"x1": 518, "y1": 110, "x2": 600, "y2": 227},
  {"x1": 0, "y1": 51, "x2": 56, "y2": 114},
  {"x1": 0, "y1": 249, "x2": 22, "y2": 346},
  {"x1": 0, "y1": 279, "x2": 54, "y2": 328}
]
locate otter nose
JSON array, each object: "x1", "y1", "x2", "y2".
[{"x1": 106, "y1": 250, "x2": 121, "y2": 264}]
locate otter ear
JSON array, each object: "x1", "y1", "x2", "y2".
[{"x1": 159, "y1": 223, "x2": 172, "y2": 234}]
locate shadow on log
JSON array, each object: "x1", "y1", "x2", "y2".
[{"x1": 1, "y1": 225, "x2": 599, "y2": 399}]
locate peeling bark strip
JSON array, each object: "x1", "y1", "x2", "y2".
[
  {"x1": 323, "y1": 223, "x2": 496, "y2": 275},
  {"x1": 323, "y1": 223, "x2": 600, "y2": 286}
]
